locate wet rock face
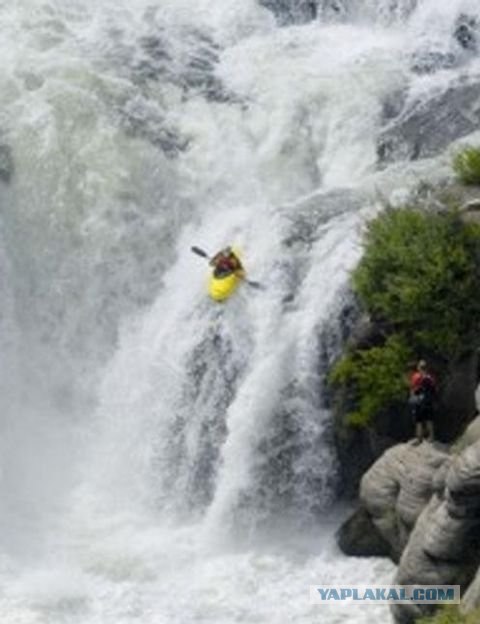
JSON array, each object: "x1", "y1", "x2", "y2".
[
  {"x1": 361, "y1": 443, "x2": 450, "y2": 560},
  {"x1": 120, "y1": 97, "x2": 189, "y2": 158},
  {"x1": 0, "y1": 144, "x2": 14, "y2": 183},
  {"x1": 124, "y1": 28, "x2": 233, "y2": 156},
  {"x1": 336, "y1": 505, "x2": 392, "y2": 557},
  {"x1": 259, "y1": 0, "x2": 419, "y2": 25},
  {"x1": 336, "y1": 443, "x2": 450, "y2": 561},
  {"x1": 410, "y1": 50, "x2": 458, "y2": 75},
  {"x1": 134, "y1": 30, "x2": 231, "y2": 103},
  {"x1": 317, "y1": 0, "x2": 345, "y2": 19},
  {"x1": 321, "y1": 0, "x2": 418, "y2": 24},
  {"x1": 410, "y1": 13, "x2": 479, "y2": 75},
  {"x1": 259, "y1": 0, "x2": 318, "y2": 24},
  {"x1": 391, "y1": 441, "x2": 480, "y2": 623},
  {"x1": 455, "y1": 14, "x2": 478, "y2": 52},
  {"x1": 105, "y1": 21, "x2": 236, "y2": 158},
  {"x1": 338, "y1": 439, "x2": 480, "y2": 621},
  {"x1": 378, "y1": 12, "x2": 480, "y2": 165},
  {"x1": 377, "y1": 81, "x2": 480, "y2": 166}
]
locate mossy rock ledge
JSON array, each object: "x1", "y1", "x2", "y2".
[{"x1": 331, "y1": 200, "x2": 480, "y2": 498}]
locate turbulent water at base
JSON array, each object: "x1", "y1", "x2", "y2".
[{"x1": 0, "y1": 0, "x2": 479, "y2": 622}]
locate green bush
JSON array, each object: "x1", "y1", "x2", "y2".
[
  {"x1": 417, "y1": 606, "x2": 480, "y2": 623},
  {"x1": 331, "y1": 335, "x2": 412, "y2": 427},
  {"x1": 330, "y1": 206, "x2": 480, "y2": 427},
  {"x1": 453, "y1": 145, "x2": 480, "y2": 185},
  {"x1": 353, "y1": 208, "x2": 480, "y2": 358}
]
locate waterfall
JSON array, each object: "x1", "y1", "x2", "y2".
[{"x1": 0, "y1": 0, "x2": 478, "y2": 621}]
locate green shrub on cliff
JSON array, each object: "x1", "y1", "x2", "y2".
[
  {"x1": 353, "y1": 208, "x2": 480, "y2": 358},
  {"x1": 330, "y1": 206, "x2": 480, "y2": 427},
  {"x1": 417, "y1": 606, "x2": 480, "y2": 623},
  {"x1": 330, "y1": 335, "x2": 412, "y2": 427},
  {"x1": 453, "y1": 145, "x2": 480, "y2": 185}
]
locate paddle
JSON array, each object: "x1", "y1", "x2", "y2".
[{"x1": 191, "y1": 246, "x2": 264, "y2": 290}]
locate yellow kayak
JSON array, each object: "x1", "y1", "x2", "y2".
[{"x1": 208, "y1": 270, "x2": 245, "y2": 302}]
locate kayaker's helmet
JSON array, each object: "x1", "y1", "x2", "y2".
[
  {"x1": 224, "y1": 246, "x2": 233, "y2": 256},
  {"x1": 417, "y1": 359, "x2": 427, "y2": 371}
]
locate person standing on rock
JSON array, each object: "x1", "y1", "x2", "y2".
[{"x1": 409, "y1": 359, "x2": 437, "y2": 443}]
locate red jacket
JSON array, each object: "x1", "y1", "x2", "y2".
[
  {"x1": 211, "y1": 251, "x2": 242, "y2": 274},
  {"x1": 410, "y1": 371, "x2": 436, "y2": 395},
  {"x1": 215, "y1": 256, "x2": 238, "y2": 272}
]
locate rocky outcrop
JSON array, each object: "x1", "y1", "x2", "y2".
[
  {"x1": 110, "y1": 22, "x2": 238, "y2": 157},
  {"x1": 332, "y1": 314, "x2": 479, "y2": 498},
  {"x1": 438, "y1": 351, "x2": 479, "y2": 441},
  {"x1": 316, "y1": 0, "x2": 418, "y2": 25},
  {"x1": 458, "y1": 416, "x2": 480, "y2": 450},
  {"x1": 334, "y1": 406, "x2": 412, "y2": 500},
  {"x1": 377, "y1": 81, "x2": 480, "y2": 166},
  {"x1": 332, "y1": 315, "x2": 412, "y2": 499},
  {"x1": 391, "y1": 439, "x2": 480, "y2": 623},
  {"x1": 336, "y1": 505, "x2": 392, "y2": 558},
  {"x1": 0, "y1": 144, "x2": 14, "y2": 184},
  {"x1": 259, "y1": 0, "x2": 317, "y2": 24},
  {"x1": 338, "y1": 413, "x2": 480, "y2": 623},
  {"x1": 455, "y1": 14, "x2": 479, "y2": 52},
  {"x1": 463, "y1": 566, "x2": 480, "y2": 613},
  {"x1": 409, "y1": 13, "x2": 479, "y2": 75},
  {"x1": 338, "y1": 442, "x2": 450, "y2": 561}
]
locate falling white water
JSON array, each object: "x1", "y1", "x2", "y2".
[{"x1": 0, "y1": 0, "x2": 478, "y2": 622}]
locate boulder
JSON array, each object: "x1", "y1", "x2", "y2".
[
  {"x1": 336, "y1": 505, "x2": 392, "y2": 558},
  {"x1": 391, "y1": 440, "x2": 480, "y2": 623},
  {"x1": 359, "y1": 442, "x2": 450, "y2": 560}
]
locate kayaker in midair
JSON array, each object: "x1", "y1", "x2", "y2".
[
  {"x1": 190, "y1": 245, "x2": 262, "y2": 301},
  {"x1": 209, "y1": 247, "x2": 245, "y2": 278}
]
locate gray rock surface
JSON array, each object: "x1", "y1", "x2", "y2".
[
  {"x1": 377, "y1": 81, "x2": 480, "y2": 166},
  {"x1": 316, "y1": 0, "x2": 418, "y2": 25},
  {"x1": 338, "y1": 414, "x2": 480, "y2": 621},
  {"x1": 336, "y1": 505, "x2": 392, "y2": 558},
  {"x1": 0, "y1": 144, "x2": 14, "y2": 184},
  {"x1": 455, "y1": 14, "x2": 479, "y2": 52},
  {"x1": 392, "y1": 440, "x2": 480, "y2": 623},
  {"x1": 337, "y1": 441, "x2": 450, "y2": 561},
  {"x1": 259, "y1": 0, "x2": 317, "y2": 24},
  {"x1": 360, "y1": 442, "x2": 450, "y2": 561},
  {"x1": 462, "y1": 566, "x2": 480, "y2": 613},
  {"x1": 258, "y1": 0, "x2": 418, "y2": 25},
  {"x1": 438, "y1": 352, "x2": 479, "y2": 441}
]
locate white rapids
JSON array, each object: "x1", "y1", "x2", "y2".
[{"x1": 0, "y1": 0, "x2": 478, "y2": 622}]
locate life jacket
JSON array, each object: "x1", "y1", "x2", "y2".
[
  {"x1": 410, "y1": 372, "x2": 436, "y2": 402},
  {"x1": 213, "y1": 252, "x2": 241, "y2": 276},
  {"x1": 217, "y1": 255, "x2": 237, "y2": 271}
]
